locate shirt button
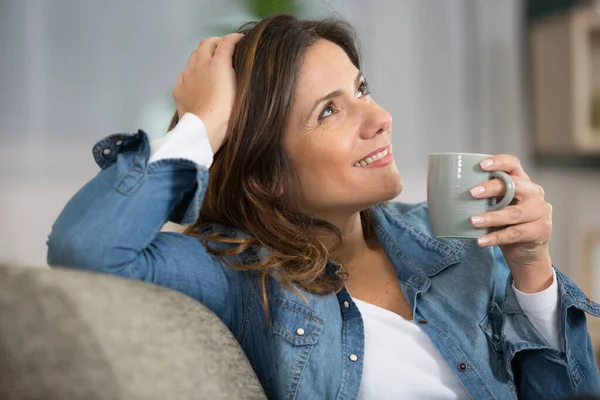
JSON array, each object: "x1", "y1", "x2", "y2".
[
  {"x1": 102, "y1": 148, "x2": 111, "y2": 156},
  {"x1": 417, "y1": 319, "x2": 428, "y2": 325},
  {"x1": 115, "y1": 139, "x2": 124, "y2": 146},
  {"x1": 343, "y1": 301, "x2": 350, "y2": 309},
  {"x1": 349, "y1": 354, "x2": 358, "y2": 362},
  {"x1": 296, "y1": 328, "x2": 305, "y2": 336},
  {"x1": 458, "y1": 363, "x2": 467, "y2": 372}
]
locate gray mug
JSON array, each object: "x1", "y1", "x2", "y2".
[{"x1": 427, "y1": 153, "x2": 515, "y2": 239}]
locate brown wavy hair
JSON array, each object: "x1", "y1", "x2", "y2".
[{"x1": 169, "y1": 13, "x2": 374, "y2": 302}]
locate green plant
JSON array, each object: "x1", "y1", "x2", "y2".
[{"x1": 242, "y1": 0, "x2": 300, "y2": 18}]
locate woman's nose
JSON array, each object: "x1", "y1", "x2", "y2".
[{"x1": 359, "y1": 104, "x2": 392, "y2": 139}]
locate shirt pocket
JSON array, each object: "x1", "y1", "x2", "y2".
[
  {"x1": 270, "y1": 296, "x2": 324, "y2": 400},
  {"x1": 272, "y1": 296, "x2": 324, "y2": 345}
]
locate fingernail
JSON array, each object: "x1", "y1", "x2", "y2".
[
  {"x1": 471, "y1": 216, "x2": 485, "y2": 226},
  {"x1": 480, "y1": 159, "x2": 494, "y2": 169},
  {"x1": 478, "y1": 236, "x2": 491, "y2": 246},
  {"x1": 470, "y1": 185, "x2": 485, "y2": 197}
]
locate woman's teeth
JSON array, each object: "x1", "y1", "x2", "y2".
[{"x1": 354, "y1": 148, "x2": 388, "y2": 167}]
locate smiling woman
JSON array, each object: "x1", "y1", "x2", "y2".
[
  {"x1": 170, "y1": 17, "x2": 402, "y2": 298},
  {"x1": 47, "y1": 13, "x2": 600, "y2": 400}
]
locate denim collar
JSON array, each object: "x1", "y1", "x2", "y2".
[
  {"x1": 371, "y1": 204, "x2": 465, "y2": 283},
  {"x1": 203, "y1": 203, "x2": 466, "y2": 284}
]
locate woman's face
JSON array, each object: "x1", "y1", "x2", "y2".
[{"x1": 283, "y1": 39, "x2": 402, "y2": 220}]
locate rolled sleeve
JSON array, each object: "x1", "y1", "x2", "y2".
[
  {"x1": 512, "y1": 269, "x2": 561, "y2": 351},
  {"x1": 91, "y1": 129, "x2": 207, "y2": 225},
  {"x1": 501, "y1": 266, "x2": 600, "y2": 392}
]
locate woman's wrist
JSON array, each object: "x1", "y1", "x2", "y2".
[{"x1": 510, "y1": 254, "x2": 554, "y2": 294}]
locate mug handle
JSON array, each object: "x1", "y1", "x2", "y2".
[{"x1": 488, "y1": 171, "x2": 515, "y2": 211}]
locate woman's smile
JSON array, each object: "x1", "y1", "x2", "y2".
[{"x1": 353, "y1": 145, "x2": 394, "y2": 168}]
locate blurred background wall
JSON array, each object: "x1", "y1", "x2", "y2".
[{"x1": 0, "y1": 0, "x2": 597, "y2": 298}]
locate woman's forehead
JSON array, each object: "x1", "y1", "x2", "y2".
[
  {"x1": 298, "y1": 40, "x2": 357, "y2": 87},
  {"x1": 293, "y1": 40, "x2": 359, "y2": 112}
]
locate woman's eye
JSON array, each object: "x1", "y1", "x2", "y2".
[
  {"x1": 358, "y1": 80, "x2": 370, "y2": 98},
  {"x1": 318, "y1": 102, "x2": 335, "y2": 121}
]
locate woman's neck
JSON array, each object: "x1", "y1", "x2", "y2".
[{"x1": 326, "y1": 212, "x2": 375, "y2": 267}]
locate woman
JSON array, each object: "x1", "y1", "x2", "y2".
[{"x1": 48, "y1": 14, "x2": 600, "y2": 399}]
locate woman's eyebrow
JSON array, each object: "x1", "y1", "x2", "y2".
[{"x1": 304, "y1": 71, "x2": 364, "y2": 121}]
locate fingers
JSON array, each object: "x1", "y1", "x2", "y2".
[
  {"x1": 186, "y1": 33, "x2": 243, "y2": 70},
  {"x1": 185, "y1": 49, "x2": 197, "y2": 70},
  {"x1": 213, "y1": 33, "x2": 244, "y2": 64},
  {"x1": 196, "y1": 37, "x2": 221, "y2": 61},
  {"x1": 471, "y1": 201, "x2": 551, "y2": 229},
  {"x1": 182, "y1": 38, "x2": 219, "y2": 74},
  {"x1": 468, "y1": 153, "x2": 553, "y2": 251},
  {"x1": 470, "y1": 175, "x2": 543, "y2": 201},
  {"x1": 479, "y1": 154, "x2": 529, "y2": 179},
  {"x1": 476, "y1": 213, "x2": 552, "y2": 247}
]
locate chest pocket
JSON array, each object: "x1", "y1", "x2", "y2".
[
  {"x1": 272, "y1": 296, "x2": 324, "y2": 345},
  {"x1": 270, "y1": 296, "x2": 324, "y2": 400}
]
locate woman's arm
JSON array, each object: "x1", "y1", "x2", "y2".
[
  {"x1": 492, "y1": 248, "x2": 600, "y2": 398},
  {"x1": 46, "y1": 121, "x2": 238, "y2": 318},
  {"x1": 47, "y1": 33, "x2": 245, "y2": 322}
]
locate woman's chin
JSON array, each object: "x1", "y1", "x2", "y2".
[
  {"x1": 356, "y1": 177, "x2": 403, "y2": 209},
  {"x1": 379, "y1": 171, "x2": 403, "y2": 200},
  {"x1": 382, "y1": 180, "x2": 403, "y2": 203}
]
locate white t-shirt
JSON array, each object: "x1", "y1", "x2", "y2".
[{"x1": 353, "y1": 271, "x2": 560, "y2": 399}]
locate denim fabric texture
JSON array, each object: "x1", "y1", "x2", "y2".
[{"x1": 48, "y1": 131, "x2": 600, "y2": 399}]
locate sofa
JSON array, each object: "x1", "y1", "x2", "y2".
[{"x1": 0, "y1": 264, "x2": 266, "y2": 400}]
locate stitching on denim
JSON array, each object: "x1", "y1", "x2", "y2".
[
  {"x1": 567, "y1": 353, "x2": 584, "y2": 387},
  {"x1": 145, "y1": 158, "x2": 198, "y2": 173},
  {"x1": 389, "y1": 203, "x2": 459, "y2": 255},
  {"x1": 238, "y1": 272, "x2": 257, "y2": 345},
  {"x1": 355, "y1": 304, "x2": 365, "y2": 400},
  {"x1": 376, "y1": 203, "x2": 457, "y2": 256},
  {"x1": 479, "y1": 305, "x2": 511, "y2": 383},
  {"x1": 374, "y1": 220, "x2": 464, "y2": 280},
  {"x1": 558, "y1": 269, "x2": 600, "y2": 316},
  {"x1": 92, "y1": 134, "x2": 126, "y2": 168},
  {"x1": 263, "y1": 366, "x2": 277, "y2": 397},
  {"x1": 289, "y1": 331, "x2": 315, "y2": 400},
  {"x1": 424, "y1": 254, "x2": 463, "y2": 276},
  {"x1": 430, "y1": 322, "x2": 499, "y2": 399},
  {"x1": 284, "y1": 344, "x2": 311, "y2": 400},
  {"x1": 273, "y1": 297, "x2": 324, "y2": 323},
  {"x1": 113, "y1": 167, "x2": 145, "y2": 195},
  {"x1": 277, "y1": 303, "x2": 323, "y2": 323},
  {"x1": 374, "y1": 222, "x2": 415, "y2": 268},
  {"x1": 336, "y1": 302, "x2": 349, "y2": 400},
  {"x1": 272, "y1": 310, "x2": 322, "y2": 346},
  {"x1": 423, "y1": 239, "x2": 466, "y2": 276}
]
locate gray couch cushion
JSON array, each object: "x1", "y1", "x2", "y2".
[{"x1": 0, "y1": 264, "x2": 266, "y2": 400}]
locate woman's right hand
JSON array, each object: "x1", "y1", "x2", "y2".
[{"x1": 173, "y1": 33, "x2": 244, "y2": 153}]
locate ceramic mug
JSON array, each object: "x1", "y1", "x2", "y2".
[{"x1": 427, "y1": 153, "x2": 515, "y2": 239}]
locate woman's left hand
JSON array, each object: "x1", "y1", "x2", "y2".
[{"x1": 468, "y1": 154, "x2": 554, "y2": 293}]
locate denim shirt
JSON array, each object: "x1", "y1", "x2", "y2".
[{"x1": 47, "y1": 131, "x2": 600, "y2": 399}]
